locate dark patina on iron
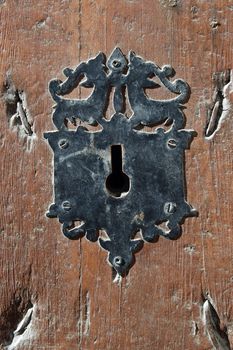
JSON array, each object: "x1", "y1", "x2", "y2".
[{"x1": 44, "y1": 48, "x2": 197, "y2": 276}]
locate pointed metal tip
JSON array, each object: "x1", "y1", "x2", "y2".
[
  {"x1": 129, "y1": 50, "x2": 136, "y2": 60},
  {"x1": 107, "y1": 47, "x2": 127, "y2": 71},
  {"x1": 111, "y1": 47, "x2": 124, "y2": 55},
  {"x1": 109, "y1": 47, "x2": 126, "y2": 61}
]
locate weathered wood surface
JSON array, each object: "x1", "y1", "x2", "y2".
[{"x1": 0, "y1": 1, "x2": 232, "y2": 349}]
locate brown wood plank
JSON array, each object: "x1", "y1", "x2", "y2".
[{"x1": 0, "y1": 1, "x2": 232, "y2": 349}]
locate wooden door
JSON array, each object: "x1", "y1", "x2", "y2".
[{"x1": 0, "y1": 1, "x2": 232, "y2": 349}]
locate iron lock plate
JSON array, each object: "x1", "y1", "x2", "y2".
[{"x1": 44, "y1": 48, "x2": 196, "y2": 275}]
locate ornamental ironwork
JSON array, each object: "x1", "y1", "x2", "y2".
[{"x1": 45, "y1": 48, "x2": 197, "y2": 276}]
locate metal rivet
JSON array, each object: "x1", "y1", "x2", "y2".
[
  {"x1": 113, "y1": 256, "x2": 125, "y2": 266},
  {"x1": 62, "y1": 201, "x2": 71, "y2": 211},
  {"x1": 164, "y1": 202, "x2": 176, "y2": 214},
  {"x1": 58, "y1": 139, "x2": 69, "y2": 149},
  {"x1": 167, "y1": 139, "x2": 177, "y2": 149},
  {"x1": 112, "y1": 60, "x2": 121, "y2": 68}
]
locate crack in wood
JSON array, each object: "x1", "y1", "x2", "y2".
[
  {"x1": 205, "y1": 69, "x2": 232, "y2": 139},
  {"x1": 203, "y1": 298, "x2": 231, "y2": 350},
  {"x1": 7, "y1": 306, "x2": 34, "y2": 350},
  {"x1": 0, "y1": 291, "x2": 33, "y2": 348},
  {"x1": 2, "y1": 73, "x2": 33, "y2": 137}
]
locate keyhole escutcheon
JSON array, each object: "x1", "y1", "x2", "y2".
[{"x1": 106, "y1": 145, "x2": 130, "y2": 197}]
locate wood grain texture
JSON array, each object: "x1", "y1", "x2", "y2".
[{"x1": 0, "y1": 1, "x2": 232, "y2": 349}]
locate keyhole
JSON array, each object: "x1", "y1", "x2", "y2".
[{"x1": 106, "y1": 145, "x2": 130, "y2": 197}]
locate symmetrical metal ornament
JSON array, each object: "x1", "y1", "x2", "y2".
[{"x1": 45, "y1": 48, "x2": 196, "y2": 275}]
